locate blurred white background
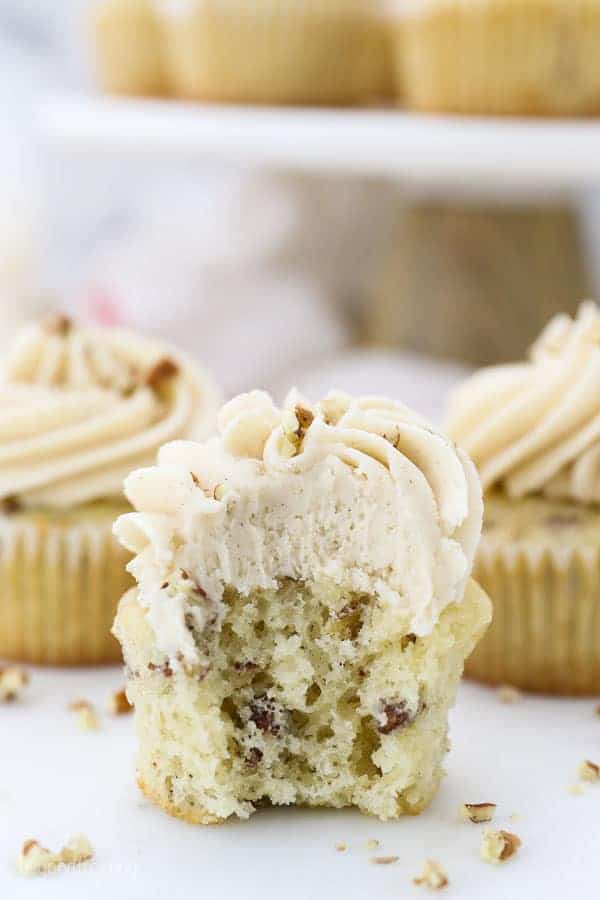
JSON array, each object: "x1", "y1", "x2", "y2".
[{"x1": 2, "y1": 0, "x2": 600, "y2": 405}]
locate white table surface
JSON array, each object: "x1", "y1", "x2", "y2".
[{"x1": 2, "y1": 667, "x2": 599, "y2": 899}]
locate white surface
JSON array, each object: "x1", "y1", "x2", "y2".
[
  {"x1": 42, "y1": 93, "x2": 600, "y2": 195},
  {"x1": 2, "y1": 667, "x2": 599, "y2": 899}
]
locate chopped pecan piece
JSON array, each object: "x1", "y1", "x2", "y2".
[
  {"x1": 148, "y1": 660, "x2": 173, "y2": 677},
  {"x1": 234, "y1": 660, "x2": 258, "y2": 672},
  {"x1": 578, "y1": 759, "x2": 600, "y2": 783},
  {"x1": 377, "y1": 699, "x2": 421, "y2": 735},
  {"x1": 480, "y1": 829, "x2": 521, "y2": 864},
  {"x1": 17, "y1": 834, "x2": 93, "y2": 876},
  {"x1": 44, "y1": 313, "x2": 72, "y2": 336},
  {"x1": 0, "y1": 666, "x2": 28, "y2": 702},
  {"x1": 414, "y1": 860, "x2": 448, "y2": 889},
  {"x1": 245, "y1": 747, "x2": 263, "y2": 768},
  {"x1": 108, "y1": 688, "x2": 132, "y2": 715},
  {"x1": 69, "y1": 700, "x2": 99, "y2": 731},
  {"x1": 146, "y1": 357, "x2": 179, "y2": 389},
  {"x1": 0, "y1": 494, "x2": 21, "y2": 515},
  {"x1": 459, "y1": 802, "x2": 496, "y2": 824},
  {"x1": 294, "y1": 405, "x2": 314, "y2": 434},
  {"x1": 249, "y1": 695, "x2": 281, "y2": 736},
  {"x1": 497, "y1": 684, "x2": 521, "y2": 703}
]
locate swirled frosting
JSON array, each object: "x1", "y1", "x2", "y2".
[
  {"x1": 114, "y1": 388, "x2": 482, "y2": 662},
  {"x1": 447, "y1": 301, "x2": 600, "y2": 504},
  {"x1": 0, "y1": 315, "x2": 220, "y2": 509}
]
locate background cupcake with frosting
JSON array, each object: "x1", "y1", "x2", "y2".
[
  {"x1": 0, "y1": 313, "x2": 220, "y2": 665},
  {"x1": 447, "y1": 301, "x2": 600, "y2": 695}
]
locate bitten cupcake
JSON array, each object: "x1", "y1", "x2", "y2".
[
  {"x1": 0, "y1": 314, "x2": 220, "y2": 665},
  {"x1": 155, "y1": 0, "x2": 392, "y2": 106},
  {"x1": 92, "y1": 0, "x2": 168, "y2": 97},
  {"x1": 447, "y1": 301, "x2": 600, "y2": 694},
  {"x1": 113, "y1": 389, "x2": 490, "y2": 823},
  {"x1": 397, "y1": 0, "x2": 600, "y2": 116}
]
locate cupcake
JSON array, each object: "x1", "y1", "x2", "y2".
[
  {"x1": 113, "y1": 389, "x2": 490, "y2": 823},
  {"x1": 155, "y1": 0, "x2": 392, "y2": 106},
  {"x1": 447, "y1": 301, "x2": 600, "y2": 694},
  {"x1": 397, "y1": 0, "x2": 600, "y2": 116},
  {"x1": 92, "y1": 0, "x2": 168, "y2": 97},
  {"x1": 0, "y1": 314, "x2": 220, "y2": 665}
]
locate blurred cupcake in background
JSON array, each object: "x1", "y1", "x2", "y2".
[
  {"x1": 153, "y1": 0, "x2": 392, "y2": 105},
  {"x1": 92, "y1": 0, "x2": 168, "y2": 97},
  {"x1": 0, "y1": 314, "x2": 220, "y2": 665},
  {"x1": 397, "y1": 0, "x2": 600, "y2": 116},
  {"x1": 447, "y1": 302, "x2": 600, "y2": 694}
]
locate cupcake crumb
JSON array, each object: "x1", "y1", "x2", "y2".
[
  {"x1": 69, "y1": 700, "x2": 99, "y2": 731},
  {"x1": 0, "y1": 666, "x2": 29, "y2": 702},
  {"x1": 335, "y1": 842, "x2": 347, "y2": 853},
  {"x1": 578, "y1": 760, "x2": 600, "y2": 783},
  {"x1": 17, "y1": 834, "x2": 93, "y2": 876},
  {"x1": 413, "y1": 860, "x2": 448, "y2": 889},
  {"x1": 366, "y1": 838, "x2": 380, "y2": 851},
  {"x1": 568, "y1": 784, "x2": 586, "y2": 796},
  {"x1": 480, "y1": 829, "x2": 521, "y2": 864},
  {"x1": 497, "y1": 685, "x2": 521, "y2": 704},
  {"x1": 108, "y1": 688, "x2": 132, "y2": 715},
  {"x1": 370, "y1": 856, "x2": 399, "y2": 866},
  {"x1": 459, "y1": 802, "x2": 496, "y2": 824}
]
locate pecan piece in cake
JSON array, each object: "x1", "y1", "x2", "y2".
[
  {"x1": 377, "y1": 699, "x2": 421, "y2": 735},
  {"x1": 249, "y1": 695, "x2": 281, "y2": 736}
]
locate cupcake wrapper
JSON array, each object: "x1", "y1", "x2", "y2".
[
  {"x1": 92, "y1": 0, "x2": 169, "y2": 97},
  {"x1": 158, "y1": 0, "x2": 392, "y2": 105},
  {"x1": 469, "y1": 539, "x2": 600, "y2": 694},
  {"x1": 398, "y1": 0, "x2": 600, "y2": 116},
  {"x1": 0, "y1": 510, "x2": 133, "y2": 665}
]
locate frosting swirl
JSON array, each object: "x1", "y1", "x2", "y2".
[
  {"x1": 447, "y1": 301, "x2": 600, "y2": 504},
  {"x1": 115, "y1": 388, "x2": 482, "y2": 660},
  {"x1": 0, "y1": 315, "x2": 220, "y2": 508}
]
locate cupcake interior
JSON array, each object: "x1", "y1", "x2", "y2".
[{"x1": 121, "y1": 576, "x2": 487, "y2": 821}]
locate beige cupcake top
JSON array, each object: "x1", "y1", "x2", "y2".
[
  {"x1": 115, "y1": 388, "x2": 482, "y2": 661},
  {"x1": 0, "y1": 315, "x2": 220, "y2": 510},
  {"x1": 447, "y1": 301, "x2": 600, "y2": 505}
]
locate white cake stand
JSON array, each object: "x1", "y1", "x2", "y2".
[{"x1": 42, "y1": 93, "x2": 600, "y2": 197}]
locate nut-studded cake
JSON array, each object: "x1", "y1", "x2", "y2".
[{"x1": 113, "y1": 389, "x2": 490, "y2": 822}]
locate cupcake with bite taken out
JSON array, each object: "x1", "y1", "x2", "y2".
[
  {"x1": 113, "y1": 388, "x2": 490, "y2": 823},
  {"x1": 0, "y1": 314, "x2": 220, "y2": 665}
]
